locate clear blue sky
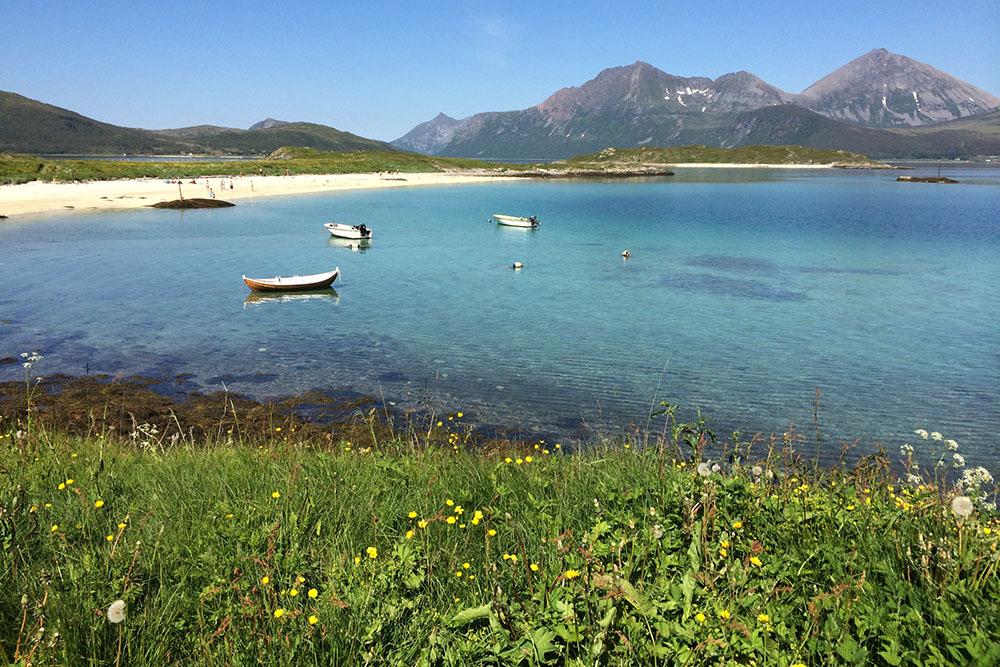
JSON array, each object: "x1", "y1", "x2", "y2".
[{"x1": 5, "y1": 0, "x2": 998, "y2": 141}]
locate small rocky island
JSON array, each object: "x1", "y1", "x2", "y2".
[
  {"x1": 151, "y1": 198, "x2": 236, "y2": 209},
  {"x1": 896, "y1": 176, "x2": 959, "y2": 184}
]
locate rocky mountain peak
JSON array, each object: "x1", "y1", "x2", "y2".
[{"x1": 249, "y1": 118, "x2": 289, "y2": 131}]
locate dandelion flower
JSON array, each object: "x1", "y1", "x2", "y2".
[
  {"x1": 720, "y1": 539, "x2": 730, "y2": 549},
  {"x1": 757, "y1": 613, "x2": 770, "y2": 624},
  {"x1": 446, "y1": 516, "x2": 457, "y2": 525},
  {"x1": 695, "y1": 612, "x2": 706, "y2": 623},
  {"x1": 405, "y1": 529, "x2": 415, "y2": 540},
  {"x1": 273, "y1": 608, "x2": 284, "y2": 619},
  {"x1": 732, "y1": 520, "x2": 743, "y2": 530},
  {"x1": 462, "y1": 562, "x2": 471, "y2": 569},
  {"x1": 66, "y1": 479, "x2": 74, "y2": 486},
  {"x1": 951, "y1": 495, "x2": 974, "y2": 519},
  {"x1": 445, "y1": 499, "x2": 454, "y2": 506},
  {"x1": 530, "y1": 563, "x2": 540, "y2": 572},
  {"x1": 308, "y1": 588, "x2": 318, "y2": 599},
  {"x1": 719, "y1": 609, "x2": 731, "y2": 620},
  {"x1": 50, "y1": 524, "x2": 59, "y2": 532},
  {"x1": 117, "y1": 522, "x2": 127, "y2": 530},
  {"x1": 515, "y1": 458, "x2": 524, "y2": 465},
  {"x1": 271, "y1": 491, "x2": 281, "y2": 499},
  {"x1": 564, "y1": 569, "x2": 581, "y2": 579},
  {"x1": 455, "y1": 571, "x2": 463, "y2": 577},
  {"x1": 107, "y1": 599, "x2": 127, "y2": 624},
  {"x1": 354, "y1": 556, "x2": 361, "y2": 565},
  {"x1": 487, "y1": 529, "x2": 497, "y2": 537},
  {"x1": 417, "y1": 519, "x2": 429, "y2": 529},
  {"x1": 504, "y1": 457, "x2": 513, "y2": 464},
  {"x1": 366, "y1": 546, "x2": 378, "y2": 559},
  {"x1": 289, "y1": 588, "x2": 298, "y2": 597},
  {"x1": 308, "y1": 614, "x2": 318, "y2": 625},
  {"x1": 105, "y1": 534, "x2": 114, "y2": 542},
  {"x1": 261, "y1": 576, "x2": 270, "y2": 585},
  {"x1": 94, "y1": 499, "x2": 105, "y2": 508},
  {"x1": 750, "y1": 556, "x2": 763, "y2": 567},
  {"x1": 525, "y1": 456, "x2": 534, "y2": 463},
  {"x1": 58, "y1": 483, "x2": 65, "y2": 490},
  {"x1": 408, "y1": 511, "x2": 418, "y2": 519},
  {"x1": 457, "y1": 412, "x2": 464, "y2": 418}
]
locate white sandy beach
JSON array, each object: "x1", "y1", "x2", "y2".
[
  {"x1": 0, "y1": 164, "x2": 846, "y2": 218},
  {"x1": 0, "y1": 172, "x2": 508, "y2": 217}
]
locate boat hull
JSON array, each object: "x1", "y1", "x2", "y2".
[
  {"x1": 493, "y1": 214, "x2": 539, "y2": 228},
  {"x1": 242, "y1": 268, "x2": 340, "y2": 292},
  {"x1": 324, "y1": 222, "x2": 373, "y2": 240}
]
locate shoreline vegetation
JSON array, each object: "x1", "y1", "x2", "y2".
[
  {"x1": 1, "y1": 369, "x2": 997, "y2": 665},
  {"x1": 0, "y1": 145, "x2": 890, "y2": 217}
]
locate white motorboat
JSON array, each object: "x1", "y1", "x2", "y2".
[
  {"x1": 493, "y1": 213, "x2": 539, "y2": 228},
  {"x1": 324, "y1": 222, "x2": 373, "y2": 240}
]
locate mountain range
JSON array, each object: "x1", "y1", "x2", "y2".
[
  {"x1": 392, "y1": 49, "x2": 1000, "y2": 159},
  {"x1": 0, "y1": 92, "x2": 394, "y2": 155},
  {"x1": 2, "y1": 48, "x2": 999, "y2": 160}
]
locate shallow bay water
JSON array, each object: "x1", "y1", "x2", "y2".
[{"x1": 1, "y1": 165, "x2": 998, "y2": 467}]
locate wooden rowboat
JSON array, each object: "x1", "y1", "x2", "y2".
[
  {"x1": 493, "y1": 213, "x2": 539, "y2": 228},
  {"x1": 242, "y1": 267, "x2": 340, "y2": 292},
  {"x1": 324, "y1": 222, "x2": 373, "y2": 239}
]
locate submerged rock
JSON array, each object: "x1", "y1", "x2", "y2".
[{"x1": 151, "y1": 198, "x2": 236, "y2": 209}]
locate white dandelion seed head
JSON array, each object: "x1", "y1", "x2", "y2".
[
  {"x1": 950, "y1": 495, "x2": 974, "y2": 519},
  {"x1": 930, "y1": 431, "x2": 943, "y2": 441},
  {"x1": 711, "y1": 463, "x2": 722, "y2": 474},
  {"x1": 914, "y1": 429, "x2": 929, "y2": 439},
  {"x1": 106, "y1": 599, "x2": 126, "y2": 624},
  {"x1": 751, "y1": 465, "x2": 763, "y2": 478},
  {"x1": 697, "y1": 462, "x2": 712, "y2": 478}
]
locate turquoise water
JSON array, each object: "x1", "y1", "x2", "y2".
[{"x1": 1, "y1": 167, "x2": 998, "y2": 466}]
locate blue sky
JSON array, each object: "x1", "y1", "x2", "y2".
[{"x1": 5, "y1": 0, "x2": 998, "y2": 141}]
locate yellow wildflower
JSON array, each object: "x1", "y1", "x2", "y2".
[
  {"x1": 408, "y1": 511, "x2": 418, "y2": 519},
  {"x1": 308, "y1": 614, "x2": 318, "y2": 625},
  {"x1": 271, "y1": 491, "x2": 281, "y2": 499},
  {"x1": 525, "y1": 456, "x2": 534, "y2": 463},
  {"x1": 487, "y1": 529, "x2": 497, "y2": 537},
  {"x1": 504, "y1": 457, "x2": 513, "y2": 464},
  {"x1": 261, "y1": 576, "x2": 270, "y2": 585},
  {"x1": 290, "y1": 588, "x2": 298, "y2": 597},
  {"x1": 462, "y1": 562, "x2": 471, "y2": 569},
  {"x1": 354, "y1": 556, "x2": 361, "y2": 565},
  {"x1": 757, "y1": 613, "x2": 770, "y2": 624},
  {"x1": 296, "y1": 576, "x2": 305, "y2": 583},
  {"x1": 418, "y1": 519, "x2": 429, "y2": 529},
  {"x1": 530, "y1": 563, "x2": 540, "y2": 572},
  {"x1": 446, "y1": 499, "x2": 454, "y2": 506},
  {"x1": 273, "y1": 608, "x2": 284, "y2": 618},
  {"x1": 94, "y1": 499, "x2": 105, "y2": 508},
  {"x1": 515, "y1": 458, "x2": 524, "y2": 465},
  {"x1": 366, "y1": 546, "x2": 378, "y2": 559},
  {"x1": 405, "y1": 529, "x2": 415, "y2": 540},
  {"x1": 58, "y1": 483, "x2": 65, "y2": 490},
  {"x1": 50, "y1": 524, "x2": 59, "y2": 532},
  {"x1": 719, "y1": 609, "x2": 731, "y2": 620},
  {"x1": 455, "y1": 571, "x2": 463, "y2": 577},
  {"x1": 308, "y1": 588, "x2": 318, "y2": 599},
  {"x1": 105, "y1": 534, "x2": 114, "y2": 542},
  {"x1": 719, "y1": 548, "x2": 728, "y2": 557},
  {"x1": 750, "y1": 556, "x2": 763, "y2": 567},
  {"x1": 436, "y1": 421, "x2": 443, "y2": 427},
  {"x1": 117, "y1": 522, "x2": 126, "y2": 530},
  {"x1": 457, "y1": 412, "x2": 464, "y2": 418},
  {"x1": 564, "y1": 569, "x2": 581, "y2": 579},
  {"x1": 720, "y1": 539, "x2": 730, "y2": 548},
  {"x1": 695, "y1": 612, "x2": 706, "y2": 624},
  {"x1": 732, "y1": 520, "x2": 743, "y2": 530},
  {"x1": 66, "y1": 479, "x2": 74, "y2": 486}
]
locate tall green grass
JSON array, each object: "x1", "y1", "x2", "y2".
[{"x1": 1, "y1": 412, "x2": 996, "y2": 666}]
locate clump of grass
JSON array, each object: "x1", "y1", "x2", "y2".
[{"x1": 1, "y1": 408, "x2": 996, "y2": 665}]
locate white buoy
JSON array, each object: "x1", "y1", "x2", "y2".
[
  {"x1": 512, "y1": 261, "x2": 524, "y2": 270},
  {"x1": 622, "y1": 249, "x2": 631, "y2": 259}
]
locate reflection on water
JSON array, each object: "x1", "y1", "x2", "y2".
[
  {"x1": 327, "y1": 237, "x2": 372, "y2": 252},
  {"x1": 243, "y1": 288, "x2": 340, "y2": 308}
]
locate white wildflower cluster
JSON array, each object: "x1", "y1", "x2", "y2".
[
  {"x1": 914, "y1": 428, "x2": 966, "y2": 471},
  {"x1": 130, "y1": 422, "x2": 160, "y2": 452},
  {"x1": 20, "y1": 351, "x2": 43, "y2": 370},
  {"x1": 900, "y1": 443, "x2": 914, "y2": 458}
]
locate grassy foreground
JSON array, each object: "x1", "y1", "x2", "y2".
[{"x1": 1, "y1": 414, "x2": 997, "y2": 666}]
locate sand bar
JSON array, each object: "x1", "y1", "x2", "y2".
[{"x1": 0, "y1": 172, "x2": 508, "y2": 217}]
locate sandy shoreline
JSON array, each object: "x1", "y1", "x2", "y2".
[
  {"x1": 0, "y1": 172, "x2": 508, "y2": 217},
  {"x1": 0, "y1": 163, "x2": 842, "y2": 218}
]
